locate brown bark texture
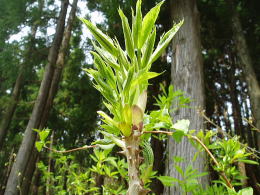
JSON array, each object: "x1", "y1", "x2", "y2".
[
  {"x1": 230, "y1": 1, "x2": 260, "y2": 150},
  {"x1": 4, "y1": 1, "x2": 69, "y2": 194},
  {"x1": 164, "y1": 0, "x2": 209, "y2": 194}
]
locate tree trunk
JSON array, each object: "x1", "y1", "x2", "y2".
[
  {"x1": 229, "y1": 0, "x2": 260, "y2": 150},
  {"x1": 164, "y1": 0, "x2": 209, "y2": 194},
  {"x1": 20, "y1": 149, "x2": 38, "y2": 195},
  {"x1": 4, "y1": 1, "x2": 69, "y2": 194},
  {"x1": 0, "y1": 0, "x2": 44, "y2": 150},
  {"x1": 11, "y1": 2, "x2": 77, "y2": 194},
  {"x1": 228, "y1": 63, "x2": 244, "y2": 139},
  {"x1": 39, "y1": 0, "x2": 78, "y2": 127}
]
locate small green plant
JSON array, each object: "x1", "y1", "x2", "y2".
[
  {"x1": 35, "y1": 0, "x2": 259, "y2": 194},
  {"x1": 80, "y1": 0, "x2": 183, "y2": 193}
]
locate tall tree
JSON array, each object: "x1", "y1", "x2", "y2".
[
  {"x1": 229, "y1": 0, "x2": 260, "y2": 150},
  {"x1": 4, "y1": 1, "x2": 69, "y2": 194},
  {"x1": 164, "y1": 0, "x2": 208, "y2": 194},
  {"x1": 20, "y1": 1, "x2": 78, "y2": 193},
  {"x1": 0, "y1": 0, "x2": 44, "y2": 150}
]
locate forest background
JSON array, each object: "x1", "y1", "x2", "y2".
[{"x1": 0, "y1": 0, "x2": 259, "y2": 194}]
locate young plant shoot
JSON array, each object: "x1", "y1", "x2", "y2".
[{"x1": 80, "y1": 0, "x2": 182, "y2": 194}]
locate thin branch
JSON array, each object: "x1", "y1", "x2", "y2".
[
  {"x1": 243, "y1": 118, "x2": 260, "y2": 133},
  {"x1": 44, "y1": 145, "x2": 97, "y2": 153},
  {"x1": 198, "y1": 109, "x2": 260, "y2": 158},
  {"x1": 143, "y1": 130, "x2": 173, "y2": 135},
  {"x1": 190, "y1": 135, "x2": 233, "y2": 189},
  {"x1": 144, "y1": 130, "x2": 233, "y2": 189}
]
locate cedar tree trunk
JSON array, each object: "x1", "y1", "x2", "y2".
[
  {"x1": 164, "y1": 0, "x2": 209, "y2": 194},
  {"x1": 4, "y1": 1, "x2": 69, "y2": 194}
]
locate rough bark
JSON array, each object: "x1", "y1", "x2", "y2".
[
  {"x1": 0, "y1": 0, "x2": 44, "y2": 150},
  {"x1": 20, "y1": 149, "x2": 38, "y2": 195},
  {"x1": 229, "y1": 0, "x2": 260, "y2": 150},
  {"x1": 164, "y1": 0, "x2": 209, "y2": 194},
  {"x1": 4, "y1": 1, "x2": 69, "y2": 194},
  {"x1": 39, "y1": 0, "x2": 78, "y2": 127}
]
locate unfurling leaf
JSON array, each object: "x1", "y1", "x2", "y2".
[
  {"x1": 119, "y1": 122, "x2": 132, "y2": 137},
  {"x1": 122, "y1": 104, "x2": 132, "y2": 125},
  {"x1": 137, "y1": 90, "x2": 147, "y2": 112},
  {"x1": 149, "y1": 20, "x2": 183, "y2": 64},
  {"x1": 172, "y1": 119, "x2": 190, "y2": 133},
  {"x1": 80, "y1": 18, "x2": 117, "y2": 55},
  {"x1": 132, "y1": 105, "x2": 144, "y2": 130}
]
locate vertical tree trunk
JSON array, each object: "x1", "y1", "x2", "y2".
[
  {"x1": 164, "y1": 0, "x2": 209, "y2": 194},
  {"x1": 4, "y1": 1, "x2": 69, "y2": 194},
  {"x1": 20, "y1": 149, "x2": 38, "y2": 195},
  {"x1": 229, "y1": 0, "x2": 260, "y2": 150},
  {"x1": 228, "y1": 63, "x2": 244, "y2": 139},
  {"x1": 0, "y1": 0, "x2": 44, "y2": 150},
  {"x1": 15, "y1": 2, "x2": 78, "y2": 194}
]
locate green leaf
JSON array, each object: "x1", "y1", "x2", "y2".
[
  {"x1": 132, "y1": 72, "x2": 162, "y2": 87},
  {"x1": 91, "y1": 51, "x2": 108, "y2": 78},
  {"x1": 150, "y1": 20, "x2": 183, "y2": 64},
  {"x1": 118, "y1": 8, "x2": 134, "y2": 59},
  {"x1": 122, "y1": 104, "x2": 132, "y2": 125},
  {"x1": 35, "y1": 141, "x2": 44, "y2": 152},
  {"x1": 118, "y1": 122, "x2": 132, "y2": 137},
  {"x1": 138, "y1": 0, "x2": 164, "y2": 48},
  {"x1": 80, "y1": 18, "x2": 117, "y2": 55},
  {"x1": 238, "y1": 159, "x2": 259, "y2": 165},
  {"x1": 97, "y1": 111, "x2": 118, "y2": 127},
  {"x1": 39, "y1": 129, "x2": 50, "y2": 142},
  {"x1": 173, "y1": 156, "x2": 184, "y2": 163},
  {"x1": 238, "y1": 187, "x2": 253, "y2": 195},
  {"x1": 132, "y1": 0, "x2": 142, "y2": 48},
  {"x1": 100, "y1": 131, "x2": 125, "y2": 148},
  {"x1": 98, "y1": 143, "x2": 115, "y2": 150},
  {"x1": 141, "y1": 28, "x2": 156, "y2": 69},
  {"x1": 101, "y1": 124, "x2": 120, "y2": 135},
  {"x1": 158, "y1": 176, "x2": 178, "y2": 187},
  {"x1": 123, "y1": 66, "x2": 135, "y2": 100},
  {"x1": 92, "y1": 42, "x2": 120, "y2": 71},
  {"x1": 172, "y1": 130, "x2": 185, "y2": 143},
  {"x1": 172, "y1": 119, "x2": 190, "y2": 133}
]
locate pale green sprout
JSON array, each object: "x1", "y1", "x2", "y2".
[{"x1": 80, "y1": 0, "x2": 183, "y2": 138}]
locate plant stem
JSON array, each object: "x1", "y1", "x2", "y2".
[
  {"x1": 44, "y1": 145, "x2": 97, "y2": 153},
  {"x1": 124, "y1": 130, "x2": 148, "y2": 195}
]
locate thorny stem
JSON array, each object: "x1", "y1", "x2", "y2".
[
  {"x1": 143, "y1": 130, "x2": 233, "y2": 189},
  {"x1": 44, "y1": 145, "x2": 97, "y2": 153}
]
